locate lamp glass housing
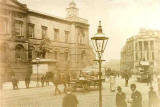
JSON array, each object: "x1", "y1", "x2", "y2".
[{"x1": 91, "y1": 21, "x2": 109, "y2": 57}]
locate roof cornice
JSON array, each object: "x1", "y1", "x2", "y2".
[
  {"x1": 28, "y1": 10, "x2": 89, "y2": 26},
  {"x1": 28, "y1": 10, "x2": 72, "y2": 24}
]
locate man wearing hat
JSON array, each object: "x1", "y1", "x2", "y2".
[
  {"x1": 62, "y1": 88, "x2": 79, "y2": 107},
  {"x1": 129, "y1": 84, "x2": 142, "y2": 107},
  {"x1": 116, "y1": 86, "x2": 127, "y2": 107},
  {"x1": 148, "y1": 86, "x2": 158, "y2": 107}
]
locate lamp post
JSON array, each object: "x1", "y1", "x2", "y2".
[
  {"x1": 91, "y1": 21, "x2": 109, "y2": 107},
  {"x1": 36, "y1": 57, "x2": 40, "y2": 87}
]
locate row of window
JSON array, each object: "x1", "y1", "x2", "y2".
[
  {"x1": 0, "y1": 19, "x2": 87, "y2": 44},
  {"x1": 0, "y1": 42, "x2": 87, "y2": 63},
  {"x1": 135, "y1": 41, "x2": 154, "y2": 50},
  {"x1": 27, "y1": 22, "x2": 70, "y2": 43},
  {"x1": 0, "y1": 44, "x2": 70, "y2": 62},
  {"x1": 0, "y1": 19, "x2": 70, "y2": 42},
  {"x1": 28, "y1": 48, "x2": 69, "y2": 61},
  {"x1": 135, "y1": 52, "x2": 154, "y2": 61},
  {"x1": 28, "y1": 49, "x2": 85, "y2": 61}
]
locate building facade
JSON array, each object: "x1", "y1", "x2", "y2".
[
  {"x1": 121, "y1": 28, "x2": 160, "y2": 73},
  {"x1": 0, "y1": 0, "x2": 95, "y2": 80}
]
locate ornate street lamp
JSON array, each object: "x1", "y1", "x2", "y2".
[
  {"x1": 91, "y1": 21, "x2": 109, "y2": 107},
  {"x1": 36, "y1": 57, "x2": 40, "y2": 87}
]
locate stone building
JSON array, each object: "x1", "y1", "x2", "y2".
[
  {"x1": 120, "y1": 28, "x2": 160, "y2": 73},
  {"x1": 0, "y1": 0, "x2": 95, "y2": 81}
]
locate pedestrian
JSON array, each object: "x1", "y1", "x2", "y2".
[
  {"x1": 148, "y1": 86, "x2": 158, "y2": 107},
  {"x1": 116, "y1": 86, "x2": 127, "y2": 107},
  {"x1": 66, "y1": 72, "x2": 71, "y2": 87},
  {"x1": 129, "y1": 84, "x2": 142, "y2": 107},
  {"x1": 62, "y1": 88, "x2": 78, "y2": 107},
  {"x1": 61, "y1": 73, "x2": 67, "y2": 93},
  {"x1": 41, "y1": 75, "x2": 45, "y2": 87},
  {"x1": 0, "y1": 75, "x2": 3, "y2": 90},
  {"x1": 117, "y1": 73, "x2": 120, "y2": 78},
  {"x1": 11, "y1": 76, "x2": 18, "y2": 90},
  {"x1": 124, "y1": 70, "x2": 129, "y2": 87},
  {"x1": 25, "y1": 76, "x2": 30, "y2": 88},
  {"x1": 125, "y1": 74, "x2": 129, "y2": 87},
  {"x1": 110, "y1": 73, "x2": 116, "y2": 92},
  {"x1": 53, "y1": 73, "x2": 61, "y2": 95},
  {"x1": 45, "y1": 75, "x2": 49, "y2": 86},
  {"x1": 157, "y1": 76, "x2": 160, "y2": 95},
  {"x1": 148, "y1": 73, "x2": 153, "y2": 86}
]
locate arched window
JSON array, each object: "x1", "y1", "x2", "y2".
[{"x1": 15, "y1": 45, "x2": 25, "y2": 61}]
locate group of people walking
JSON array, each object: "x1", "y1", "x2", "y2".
[
  {"x1": 9, "y1": 70, "x2": 160, "y2": 107},
  {"x1": 108, "y1": 72, "x2": 130, "y2": 92},
  {"x1": 62, "y1": 83, "x2": 159, "y2": 107},
  {"x1": 40, "y1": 75, "x2": 50, "y2": 87},
  {"x1": 10, "y1": 72, "x2": 71, "y2": 95},
  {"x1": 116, "y1": 84, "x2": 159, "y2": 107},
  {"x1": 116, "y1": 84, "x2": 142, "y2": 107},
  {"x1": 11, "y1": 73, "x2": 51, "y2": 90},
  {"x1": 53, "y1": 72, "x2": 71, "y2": 95}
]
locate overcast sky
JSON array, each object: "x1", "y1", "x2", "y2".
[{"x1": 19, "y1": 0, "x2": 160, "y2": 60}]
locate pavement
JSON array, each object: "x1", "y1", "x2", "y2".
[{"x1": 0, "y1": 76, "x2": 159, "y2": 107}]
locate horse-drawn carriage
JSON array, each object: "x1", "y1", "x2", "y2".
[
  {"x1": 69, "y1": 75, "x2": 105, "y2": 91},
  {"x1": 136, "y1": 60, "x2": 151, "y2": 82}
]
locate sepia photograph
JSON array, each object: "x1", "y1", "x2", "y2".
[{"x1": 0, "y1": 0, "x2": 160, "y2": 107}]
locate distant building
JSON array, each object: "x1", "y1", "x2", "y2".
[
  {"x1": 120, "y1": 28, "x2": 160, "y2": 73},
  {"x1": 0, "y1": 0, "x2": 95, "y2": 81},
  {"x1": 105, "y1": 59, "x2": 120, "y2": 72}
]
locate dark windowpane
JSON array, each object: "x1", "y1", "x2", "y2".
[
  {"x1": 42, "y1": 26, "x2": 47, "y2": 39},
  {"x1": 54, "y1": 29, "x2": 59, "y2": 41},
  {"x1": 15, "y1": 20, "x2": 23, "y2": 37},
  {"x1": 28, "y1": 23, "x2": 34, "y2": 38}
]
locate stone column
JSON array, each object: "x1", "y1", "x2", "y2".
[
  {"x1": 134, "y1": 40, "x2": 137, "y2": 70},
  {"x1": 148, "y1": 41, "x2": 151, "y2": 61},
  {"x1": 153, "y1": 40, "x2": 156, "y2": 72},
  {"x1": 142, "y1": 41, "x2": 145, "y2": 60},
  {"x1": 137, "y1": 41, "x2": 139, "y2": 60}
]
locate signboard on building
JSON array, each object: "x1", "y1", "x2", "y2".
[{"x1": 140, "y1": 61, "x2": 149, "y2": 66}]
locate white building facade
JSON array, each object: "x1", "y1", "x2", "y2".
[{"x1": 121, "y1": 29, "x2": 160, "y2": 73}]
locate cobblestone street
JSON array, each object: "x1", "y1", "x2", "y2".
[{"x1": 0, "y1": 76, "x2": 156, "y2": 107}]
